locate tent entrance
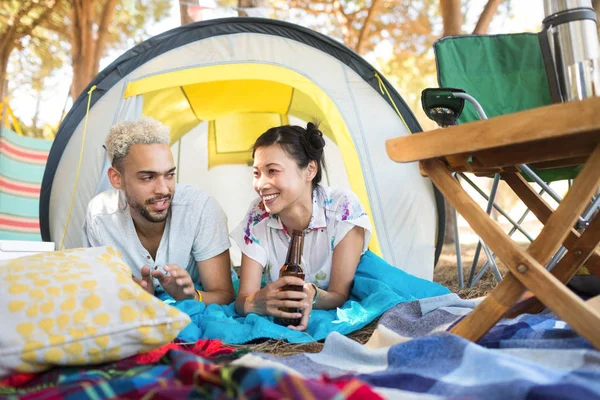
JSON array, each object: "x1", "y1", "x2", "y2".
[{"x1": 125, "y1": 63, "x2": 382, "y2": 257}]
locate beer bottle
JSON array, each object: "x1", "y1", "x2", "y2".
[{"x1": 274, "y1": 230, "x2": 305, "y2": 326}]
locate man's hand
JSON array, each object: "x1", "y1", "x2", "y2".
[
  {"x1": 152, "y1": 264, "x2": 196, "y2": 301},
  {"x1": 132, "y1": 265, "x2": 154, "y2": 295}
]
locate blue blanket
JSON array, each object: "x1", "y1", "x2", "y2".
[
  {"x1": 241, "y1": 294, "x2": 600, "y2": 400},
  {"x1": 157, "y1": 251, "x2": 449, "y2": 344}
]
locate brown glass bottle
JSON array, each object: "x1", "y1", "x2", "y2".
[{"x1": 274, "y1": 230, "x2": 305, "y2": 327}]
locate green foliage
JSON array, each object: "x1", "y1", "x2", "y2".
[
  {"x1": 109, "y1": 0, "x2": 172, "y2": 49},
  {"x1": 271, "y1": 0, "x2": 512, "y2": 129},
  {"x1": 4, "y1": 0, "x2": 171, "y2": 135},
  {"x1": 6, "y1": 0, "x2": 172, "y2": 91}
]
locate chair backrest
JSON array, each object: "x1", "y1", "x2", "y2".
[
  {"x1": 433, "y1": 33, "x2": 581, "y2": 182},
  {"x1": 435, "y1": 33, "x2": 553, "y2": 124}
]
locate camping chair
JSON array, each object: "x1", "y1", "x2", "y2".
[
  {"x1": 385, "y1": 24, "x2": 600, "y2": 347},
  {"x1": 423, "y1": 33, "x2": 600, "y2": 290}
]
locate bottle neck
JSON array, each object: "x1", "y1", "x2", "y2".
[{"x1": 284, "y1": 230, "x2": 305, "y2": 265}]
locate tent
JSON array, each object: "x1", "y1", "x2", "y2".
[{"x1": 40, "y1": 18, "x2": 444, "y2": 280}]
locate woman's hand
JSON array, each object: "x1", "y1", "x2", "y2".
[
  {"x1": 287, "y1": 282, "x2": 317, "y2": 331},
  {"x1": 246, "y1": 275, "x2": 308, "y2": 321}
]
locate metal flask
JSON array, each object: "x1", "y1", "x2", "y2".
[{"x1": 542, "y1": 0, "x2": 600, "y2": 101}]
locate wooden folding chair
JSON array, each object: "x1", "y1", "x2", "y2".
[{"x1": 386, "y1": 96, "x2": 600, "y2": 348}]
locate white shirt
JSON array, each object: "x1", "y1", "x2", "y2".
[
  {"x1": 230, "y1": 186, "x2": 372, "y2": 289},
  {"x1": 82, "y1": 184, "x2": 231, "y2": 287}
]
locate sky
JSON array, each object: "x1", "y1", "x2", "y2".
[{"x1": 8, "y1": 0, "x2": 547, "y2": 130}]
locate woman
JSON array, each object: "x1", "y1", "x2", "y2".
[{"x1": 231, "y1": 123, "x2": 372, "y2": 331}]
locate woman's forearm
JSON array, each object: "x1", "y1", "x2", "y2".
[{"x1": 312, "y1": 287, "x2": 347, "y2": 310}]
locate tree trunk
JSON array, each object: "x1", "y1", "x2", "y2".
[
  {"x1": 31, "y1": 90, "x2": 43, "y2": 135},
  {"x1": 93, "y1": 0, "x2": 119, "y2": 74},
  {"x1": 332, "y1": 0, "x2": 352, "y2": 47},
  {"x1": 473, "y1": 0, "x2": 503, "y2": 34},
  {"x1": 438, "y1": 0, "x2": 503, "y2": 244},
  {"x1": 0, "y1": 42, "x2": 13, "y2": 102},
  {"x1": 70, "y1": 0, "x2": 118, "y2": 100},
  {"x1": 355, "y1": 0, "x2": 383, "y2": 54},
  {"x1": 238, "y1": 0, "x2": 265, "y2": 16},
  {"x1": 440, "y1": 0, "x2": 463, "y2": 37},
  {"x1": 71, "y1": 0, "x2": 96, "y2": 99},
  {"x1": 439, "y1": 0, "x2": 462, "y2": 244},
  {"x1": 179, "y1": 0, "x2": 194, "y2": 25},
  {"x1": 0, "y1": 9, "x2": 20, "y2": 102}
]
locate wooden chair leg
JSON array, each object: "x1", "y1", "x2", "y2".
[
  {"x1": 504, "y1": 214, "x2": 600, "y2": 316},
  {"x1": 422, "y1": 148, "x2": 600, "y2": 348},
  {"x1": 501, "y1": 172, "x2": 600, "y2": 317},
  {"x1": 502, "y1": 172, "x2": 600, "y2": 273}
]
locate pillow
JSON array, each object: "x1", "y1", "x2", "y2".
[{"x1": 0, "y1": 246, "x2": 191, "y2": 377}]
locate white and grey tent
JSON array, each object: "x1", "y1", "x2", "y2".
[{"x1": 40, "y1": 18, "x2": 444, "y2": 280}]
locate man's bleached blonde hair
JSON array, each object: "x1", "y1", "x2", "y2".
[{"x1": 105, "y1": 116, "x2": 170, "y2": 170}]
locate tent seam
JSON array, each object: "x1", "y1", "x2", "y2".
[{"x1": 341, "y1": 64, "x2": 395, "y2": 266}]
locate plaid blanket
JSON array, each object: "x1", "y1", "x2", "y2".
[
  {"x1": 4, "y1": 295, "x2": 600, "y2": 399},
  {"x1": 236, "y1": 294, "x2": 600, "y2": 400},
  {"x1": 0, "y1": 340, "x2": 381, "y2": 400}
]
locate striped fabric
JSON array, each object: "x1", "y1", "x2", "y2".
[
  {"x1": 0, "y1": 128, "x2": 52, "y2": 241},
  {"x1": 0, "y1": 340, "x2": 381, "y2": 400}
]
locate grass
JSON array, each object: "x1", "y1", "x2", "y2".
[
  {"x1": 228, "y1": 318, "x2": 378, "y2": 356},
  {"x1": 230, "y1": 243, "x2": 504, "y2": 356},
  {"x1": 434, "y1": 243, "x2": 508, "y2": 299}
]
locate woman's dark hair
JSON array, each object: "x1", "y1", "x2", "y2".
[{"x1": 252, "y1": 122, "x2": 326, "y2": 186}]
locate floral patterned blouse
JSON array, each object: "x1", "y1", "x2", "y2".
[{"x1": 230, "y1": 186, "x2": 372, "y2": 289}]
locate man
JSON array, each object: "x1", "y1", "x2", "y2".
[{"x1": 82, "y1": 116, "x2": 234, "y2": 305}]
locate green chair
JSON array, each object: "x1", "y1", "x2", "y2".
[{"x1": 424, "y1": 33, "x2": 599, "y2": 288}]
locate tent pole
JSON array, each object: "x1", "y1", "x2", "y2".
[{"x1": 176, "y1": 137, "x2": 182, "y2": 184}]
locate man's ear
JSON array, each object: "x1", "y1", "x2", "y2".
[
  {"x1": 107, "y1": 166, "x2": 123, "y2": 189},
  {"x1": 305, "y1": 160, "x2": 318, "y2": 182}
]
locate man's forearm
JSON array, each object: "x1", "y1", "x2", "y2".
[{"x1": 198, "y1": 288, "x2": 235, "y2": 305}]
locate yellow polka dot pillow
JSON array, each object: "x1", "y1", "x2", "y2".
[{"x1": 0, "y1": 246, "x2": 191, "y2": 377}]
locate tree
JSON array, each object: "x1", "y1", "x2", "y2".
[
  {"x1": 179, "y1": 0, "x2": 195, "y2": 25},
  {"x1": 7, "y1": 0, "x2": 171, "y2": 101},
  {"x1": 438, "y1": 0, "x2": 507, "y2": 243},
  {"x1": 440, "y1": 0, "x2": 462, "y2": 37},
  {"x1": 3, "y1": 0, "x2": 170, "y2": 138},
  {"x1": 0, "y1": 0, "x2": 63, "y2": 101},
  {"x1": 8, "y1": 33, "x2": 66, "y2": 138},
  {"x1": 62, "y1": 0, "x2": 172, "y2": 99},
  {"x1": 68, "y1": 0, "x2": 120, "y2": 99},
  {"x1": 271, "y1": 0, "x2": 508, "y2": 244},
  {"x1": 238, "y1": 0, "x2": 265, "y2": 16}
]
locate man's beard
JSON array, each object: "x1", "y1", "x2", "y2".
[{"x1": 126, "y1": 192, "x2": 172, "y2": 223}]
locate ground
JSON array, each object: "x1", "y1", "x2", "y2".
[
  {"x1": 231, "y1": 243, "x2": 505, "y2": 355},
  {"x1": 434, "y1": 243, "x2": 508, "y2": 299}
]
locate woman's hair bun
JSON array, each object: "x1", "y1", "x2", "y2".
[{"x1": 305, "y1": 122, "x2": 325, "y2": 151}]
